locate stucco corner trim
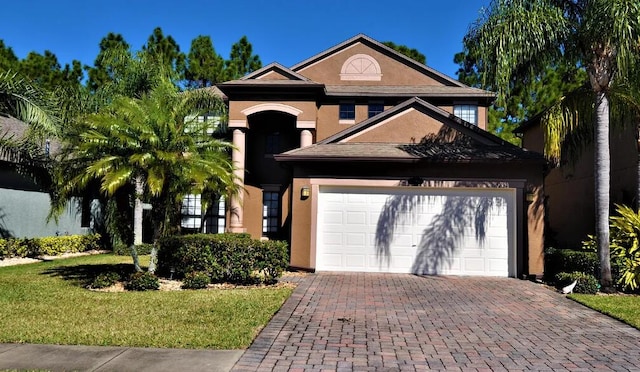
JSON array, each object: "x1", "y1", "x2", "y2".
[
  {"x1": 297, "y1": 120, "x2": 316, "y2": 129},
  {"x1": 241, "y1": 103, "x2": 302, "y2": 117}
]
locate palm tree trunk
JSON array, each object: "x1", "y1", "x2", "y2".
[
  {"x1": 133, "y1": 177, "x2": 144, "y2": 245},
  {"x1": 595, "y1": 92, "x2": 614, "y2": 292}
]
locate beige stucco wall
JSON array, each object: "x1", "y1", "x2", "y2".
[
  {"x1": 295, "y1": 42, "x2": 445, "y2": 86},
  {"x1": 521, "y1": 123, "x2": 637, "y2": 249},
  {"x1": 343, "y1": 109, "x2": 444, "y2": 143}
]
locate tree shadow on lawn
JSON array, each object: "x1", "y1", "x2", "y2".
[{"x1": 40, "y1": 263, "x2": 137, "y2": 288}]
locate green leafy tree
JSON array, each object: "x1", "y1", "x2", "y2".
[
  {"x1": 184, "y1": 35, "x2": 226, "y2": 88},
  {"x1": 225, "y1": 36, "x2": 262, "y2": 80},
  {"x1": 142, "y1": 27, "x2": 185, "y2": 78},
  {"x1": 85, "y1": 32, "x2": 131, "y2": 92},
  {"x1": 55, "y1": 73, "x2": 236, "y2": 271},
  {"x1": 383, "y1": 41, "x2": 426, "y2": 64},
  {"x1": 466, "y1": 0, "x2": 640, "y2": 292}
]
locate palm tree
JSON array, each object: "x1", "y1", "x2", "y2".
[
  {"x1": 54, "y1": 76, "x2": 237, "y2": 271},
  {"x1": 466, "y1": 0, "x2": 640, "y2": 292},
  {"x1": 0, "y1": 70, "x2": 59, "y2": 147}
]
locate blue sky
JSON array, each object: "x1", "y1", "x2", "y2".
[{"x1": 1, "y1": 1, "x2": 490, "y2": 78}]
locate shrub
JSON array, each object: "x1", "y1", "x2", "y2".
[
  {"x1": 555, "y1": 271, "x2": 600, "y2": 294},
  {"x1": 181, "y1": 271, "x2": 210, "y2": 289},
  {"x1": 0, "y1": 234, "x2": 100, "y2": 259},
  {"x1": 91, "y1": 271, "x2": 121, "y2": 289},
  {"x1": 610, "y1": 204, "x2": 640, "y2": 291},
  {"x1": 113, "y1": 243, "x2": 154, "y2": 256},
  {"x1": 157, "y1": 233, "x2": 288, "y2": 285},
  {"x1": 125, "y1": 272, "x2": 160, "y2": 291},
  {"x1": 544, "y1": 247, "x2": 599, "y2": 282}
]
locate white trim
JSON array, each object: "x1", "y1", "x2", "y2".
[
  {"x1": 229, "y1": 119, "x2": 247, "y2": 128},
  {"x1": 241, "y1": 103, "x2": 302, "y2": 117},
  {"x1": 296, "y1": 120, "x2": 316, "y2": 129},
  {"x1": 339, "y1": 119, "x2": 356, "y2": 125}
]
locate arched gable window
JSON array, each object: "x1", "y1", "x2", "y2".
[{"x1": 340, "y1": 54, "x2": 382, "y2": 81}]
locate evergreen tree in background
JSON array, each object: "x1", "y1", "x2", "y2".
[{"x1": 183, "y1": 35, "x2": 226, "y2": 88}]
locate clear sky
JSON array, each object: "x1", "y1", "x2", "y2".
[{"x1": 0, "y1": 0, "x2": 490, "y2": 79}]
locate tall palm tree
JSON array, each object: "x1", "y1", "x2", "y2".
[
  {"x1": 54, "y1": 77, "x2": 237, "y2": 271},
  {"x1": 466, "y1": 0, "x2": 640, "y2": 292}
]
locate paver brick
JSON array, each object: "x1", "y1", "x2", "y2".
[{"x1": 232, "y1": 273, "x2": 640, "y2": 371}]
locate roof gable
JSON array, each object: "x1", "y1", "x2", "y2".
[
  {"x1": 241, "y1": 62, "x2": 313, "y2": 82},
  {"x1": 319, "y1": 97, "x2": 512, "y2": 147},
  {"x1": 291, "y1": 34, "x2": 465, "y2": 87}
]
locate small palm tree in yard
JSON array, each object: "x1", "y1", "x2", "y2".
[
  {"x1": 54, "y1": 76, "x2": 237, "y2": 271},
  {"x1": 466, "y1": 0, "x2": 640, "y2": 292}
]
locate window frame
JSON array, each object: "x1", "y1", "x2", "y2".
[
  {"x1": 368, "y1": 101, "x2": 384, "y2": 118},
  {"x1": 453, "y1": 103, "x2": 478, "y2": 125},
  {"x1": 262, "y1": 188, "x2": 280, "y2": 237},
  {"x1": 339, "y1": 102, "x2": 356, "y2": 124}
]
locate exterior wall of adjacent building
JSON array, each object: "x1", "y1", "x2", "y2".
[
  {"x1": 520, "y1": 123, "x2": 636, "y2": 249},
  {"x1": 0, "y1": 166, "x2": 85, "y2": 238}
]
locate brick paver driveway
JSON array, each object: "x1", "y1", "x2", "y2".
[{"x1": 232, "y1": 273, "x2": 640, "y2": 371}]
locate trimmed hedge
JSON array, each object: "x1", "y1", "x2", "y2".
[
  {"x1": 544, "y1": 247, "x2": 623, "y2": 287},
  {"x1": 157, "y1": 233, "x2": 289, "y2": 285},
  {"x1": 555, "y1": 271, "x2": 600, "y2": 294},
  {"x1": 126, "y1": 272, "x2": 160, "y2": 291},
  {"x1": 0, "y1": 234, "x2": 101, "y2": 260}
]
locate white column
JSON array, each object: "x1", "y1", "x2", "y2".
[
  {"x1": 300, "y1": 129, "x2": 313, "y2": 148},
  {"x1": 229, "y1": 128, "x2": 246, "y2": 232}
]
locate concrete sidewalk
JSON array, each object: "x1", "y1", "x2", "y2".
[{"x1": 0, "y1": 343, "x2": 243, "y2": 372}]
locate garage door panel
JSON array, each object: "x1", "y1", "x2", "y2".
[{"x1": 317, "y1": 186, "x2": 515, "y2": 276}]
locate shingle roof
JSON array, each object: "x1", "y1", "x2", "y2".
[
  {"x1": 324, "y1": 85, "x2": 495, "y2": 99},
  {"x1": 274, "y1": 141, "x2": 545, "y2": 164},
  {"x1": 0, "y1": 116, "x2": 58, "y2": 163}
]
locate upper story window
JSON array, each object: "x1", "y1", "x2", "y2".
[
  {"x1": 265, "y1": 132, "x2": 280, "y2": 154},
  {"x1": 368, "y1": 102, "x2": 384, "y2": 118},
  {"x1": 184, "y1": 112, "x2": 221, "y2": 134},
  {"x1": 339, "y1": 102, "x2": 356, "y2": 124},
  {"x1": 340, "y1": 54, "x2": 382, "y2": 81},
  {"x1": 453, "y1": 104, "x2": 478, "y2": 125}
]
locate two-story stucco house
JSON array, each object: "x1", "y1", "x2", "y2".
[{"x1": 216, "y1": 34, "x2": 546, "y2": 278}]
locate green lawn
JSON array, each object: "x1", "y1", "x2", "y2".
[
  {"x1": 570, "y1": 293, "x2": 640, "y2": 329},
  {"x1": 0, "y1": 254, "x2": 293, "y2": 349}
]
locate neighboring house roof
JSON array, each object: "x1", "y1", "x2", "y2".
[
  {"x1": 0, "y1": 116, "x2": 58, "y2": 163},
  {"x1": 291, "y1": 33, "x2": 468, "y2": 88},
  {"x1": 276, "y1": 97, "x2": 544, "y2": 164}
]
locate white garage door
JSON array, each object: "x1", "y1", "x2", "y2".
[{"x1": 316, "y1": 186, "x2": 515, "y2": 276}]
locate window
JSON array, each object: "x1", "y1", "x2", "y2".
[
  {"x1": 182, "y1": 194, "x2": 226, "y2": 233},
  {"x1": 203, "y1": 196, "x2": 226, "y2": 234},
  {"x1": 339, "y1": 103, "x2": 355, "y2": 123},
  {"x1": 181, "y1": 194, "x2": 202, "y2": 230},
  {"x1": 262, "y1": 191, "x2": 279, "y2": 236},
  {"x1": 453, "y1": 105, "x2": 478, "y2": 125},
  {"x1": 368, "y1": 102, "x2": 384, "y2": 118},
  {"x1": 184, "y1": 112, "x2": 221, "y2": 134},
  {"x1": 265, "y1": 132, "x2": 280, "y2": 154}
]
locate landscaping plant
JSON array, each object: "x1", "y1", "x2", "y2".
[{"x1": 610, "y1": 204, "x2": 640, "y2": 291}]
